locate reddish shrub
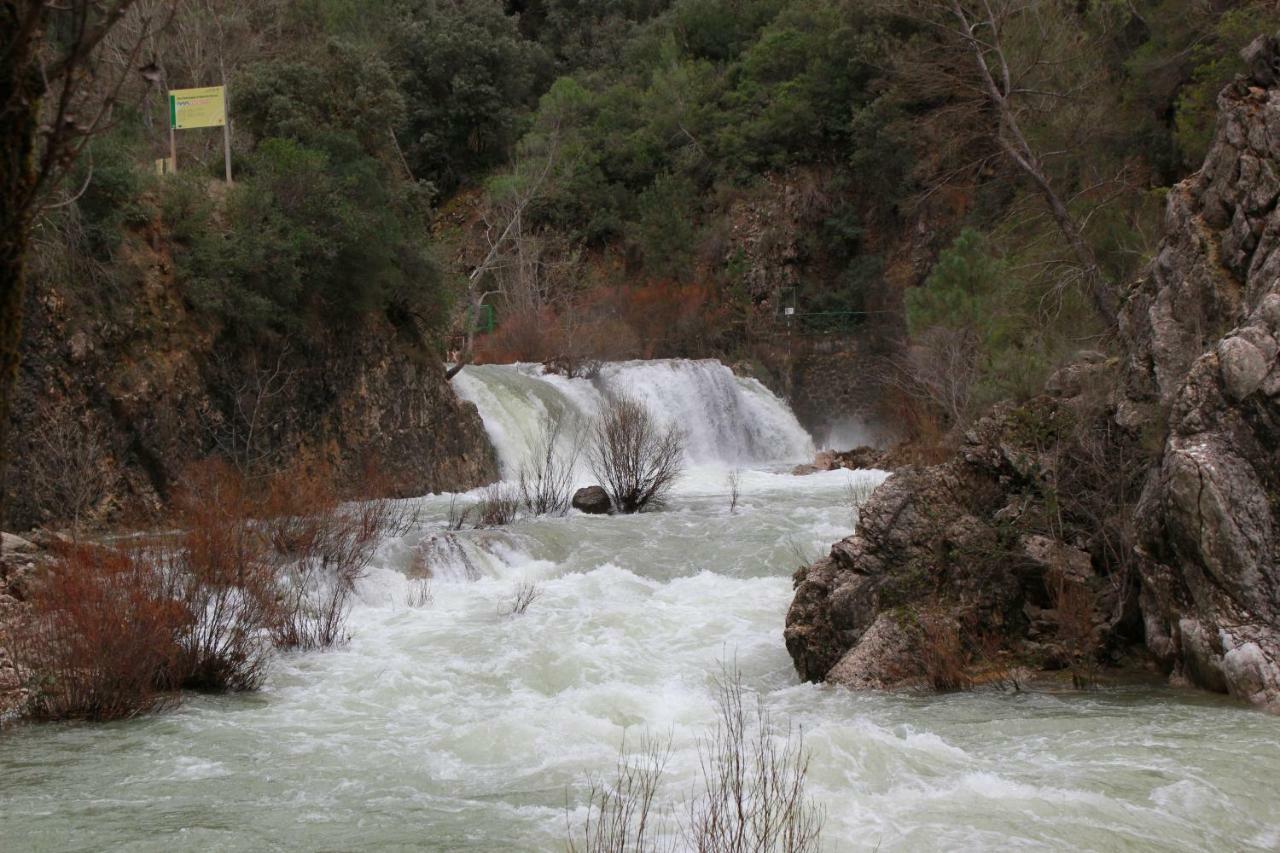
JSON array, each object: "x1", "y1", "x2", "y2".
[
  {"x1": 14, "y1": 545, "x2": 187, "y2": 721},
  {"x1": 170, "y1": 460, "x2": 276, "y2": 692},
  {"x1": 473, "y1": 306, "x2": 560, "y2": 363},
  {"x1": 12, "y1": 458, "x2": 417, "y2": 720},
  {"x1": 917, "y1": 609, "x2": 972, "y2": 691},
  {"x1": 258, "y1": 462, "x2": 410, "y2": 650}
]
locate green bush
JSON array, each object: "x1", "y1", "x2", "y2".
[
  {"x1": 234, "y1": 41, "x2": 406, "y2": 160},
  {"x1": 1173, "y1": 5, "x2": 1280, "y2": 168},
  {"x1": 396, "y1": 0, "x2": 549, "y2": 194},
  {"x1": 632, "y1": 171, "x2": 699, "y2": 278},
  {"x1": 73, "y1": 124, "x2": 151, "y2": 258},
  {"x1": 173, "y1": 136, "x2": 445, "y2": 339}
]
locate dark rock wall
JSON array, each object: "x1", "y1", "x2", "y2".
[{"x1": 6, "y1": 230, "x2": 497, "y2": 529}]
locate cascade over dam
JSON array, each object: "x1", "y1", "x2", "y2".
[{"x1": 1, "y1": 359, "x2": 1276, "y2": 850}]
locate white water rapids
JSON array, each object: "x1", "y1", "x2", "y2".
[{"x1": 1, "y1": 359, "x2": 1278, "y2": 851}]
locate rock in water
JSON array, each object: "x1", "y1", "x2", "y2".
[{"x1": 571, "y1": 486, "x2": 612, "y2": 515}]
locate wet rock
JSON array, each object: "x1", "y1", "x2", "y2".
[
  {"x1": 792, "y1": 446, "x2": 892, "y2": 476},
  {"x1": 571, "y1": 486, "x2": 612, "y2": 515}
]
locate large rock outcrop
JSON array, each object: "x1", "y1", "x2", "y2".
[
  {"x1": 1123, "y1": 34, "x2": 1280, "y2": 709},
  {"x1": 787, "y1": 35, "x2": 1280, "y2": 711}
]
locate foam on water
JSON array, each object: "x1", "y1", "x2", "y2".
[{"x1": 2, "y1": 361, "x2": 1278, "y2": 851}]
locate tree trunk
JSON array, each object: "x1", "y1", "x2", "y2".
[
  {"x1": 948, "y1": 0, "x2": 1118, "y2": 328},
  {"x1": 0, "y1": 1, "x2": 43, "y2": 522}
]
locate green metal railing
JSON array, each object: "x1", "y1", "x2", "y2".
[{"x1": 782, "y1": 310, "x2": 868, "y2": 335}]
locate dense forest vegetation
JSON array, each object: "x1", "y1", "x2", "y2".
[{"x1": 32, "y1": 0, "x2": 1280, "y2": 438}]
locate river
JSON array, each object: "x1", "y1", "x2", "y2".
[{"x1": 1, "y1": 360, "x2": 1276, "y2": 851}]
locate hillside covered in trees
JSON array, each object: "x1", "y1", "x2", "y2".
[
  {"x1": 7, "y1": 0, "x2": 1279, "y2": 528},
  {"x1": 6, "y1": 3, "x2": 1280, "y2": 846}
]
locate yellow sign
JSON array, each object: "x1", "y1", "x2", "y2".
[{"x1": 169, "y1": 86, "x2": 226, "y2": 130}]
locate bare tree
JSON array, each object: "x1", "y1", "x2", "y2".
[
  {"x1": 25, "y1": 400, "x2": 119, "y2": 531},
  {"x1": 896, "y1": 0, "x2": 1121, "y2": 326},
  {"x1": 685, "y1": 666, "x2": 825, "y2": 853},
  {"x1": 519, "y1": 413, "x2": 582, "y2": 517},
  {"x1": 448, "y1": 124, "x2": 562, "y2": 377},
  {"x1": 1, "y1": 1, "x2": 174, "y2": 519},
  {"x1": 879, "y1": 326, "x2": 980, "y2": 428},
  {"x1": 588, "y1": 396, "x2": 685, "y2": 514},
  {"x1": 203, "y1": 345, "x2": 295, "y2": 477}
]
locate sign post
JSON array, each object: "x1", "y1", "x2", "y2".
[
  {"x1": 223, "y1": 96, "x2": 233, "y2": 184},
  {"x1": 168, "y1": 85, "x2": 230, "y2": 180}
]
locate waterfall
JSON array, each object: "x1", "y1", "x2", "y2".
[{"x1": 451, "y1": 359, "x2": 814, "y2": 478}]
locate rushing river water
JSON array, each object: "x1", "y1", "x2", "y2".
[{"x1": 2, "y1": 360, "x2": 1278, "y2": 851}]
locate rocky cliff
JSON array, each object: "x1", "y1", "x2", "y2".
[
  {"x1": 5, "y1": 220, "x2": 497, "y2": 530},
  {"x1": 786, "y1": 35, "x2": 1280, "y2": 711}
]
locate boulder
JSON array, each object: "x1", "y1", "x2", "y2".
[
  {"x1": 1, "y1": 533, "x2": 36, "y2": 556},
  {"x1": 571, "y1": 486, "x2": 612, "y2": 515}
]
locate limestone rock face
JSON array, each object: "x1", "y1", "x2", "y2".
[
  {"x1": 787, "y1": 34, "x2": 1280, "y2": 711},
  {"x1": 1121, "y1": 37, "x2": 1280, "y2": 710},
  {"x1": 786, "y1": 398, "x2": 1133, "y2": 691}
]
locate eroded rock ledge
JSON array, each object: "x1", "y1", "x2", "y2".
[{"x1": 787, "y1": 34, "x2": 1280, "y2": 711}]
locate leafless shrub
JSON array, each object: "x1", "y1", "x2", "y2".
[
  {"x1": 568, "y1": 734, "x2": 676, "y2": 853},
  {"x1": 970, "y1": 626, "x2": 1022, "y2": 692},
  {"x1": 446, "y1": 493, "x2": 473, "y2": 531},
  {"x1": 475, "y1": 482, "x2": 521, "y2": 528},
  {"x1": 727, "y1": 469, "x2": 741, "y2": 515},
  {"x1": 503, "y1": 580, "x2": 543, "y2": 616},
  {"x1": 844, "y1": 479, "x2": 879, "y2": 525},
  {"x1": 786, "y1": 538, "x2": 821, "y2": 572},
  {"x1": 684, "y1": 666, "x2": 825, "y2": 852},
  {"x1": 589, "y1": 396, "x2": 685, "y2": 514},
  {"x1": 1051, "y1": 571, "x2": 1100, "y2": 689},
  {"x1": 520, "y1": 414, "x2": 582, "y2": 517},
  {"x1": 568, "y1": 667, "x2": 824, "y2": 852},
  {"x1": 259, "y1": 465, "x2": 401, "y2": 650},
  {"x1": 405, "y1": 577, "x2": 434, "y2": 609},
  {"x1": 24, "y1": 400, "x2": 119, "y2": 531},
  {"x1": 916, "y1": 609, "x2": 972, "y2": 692}
]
